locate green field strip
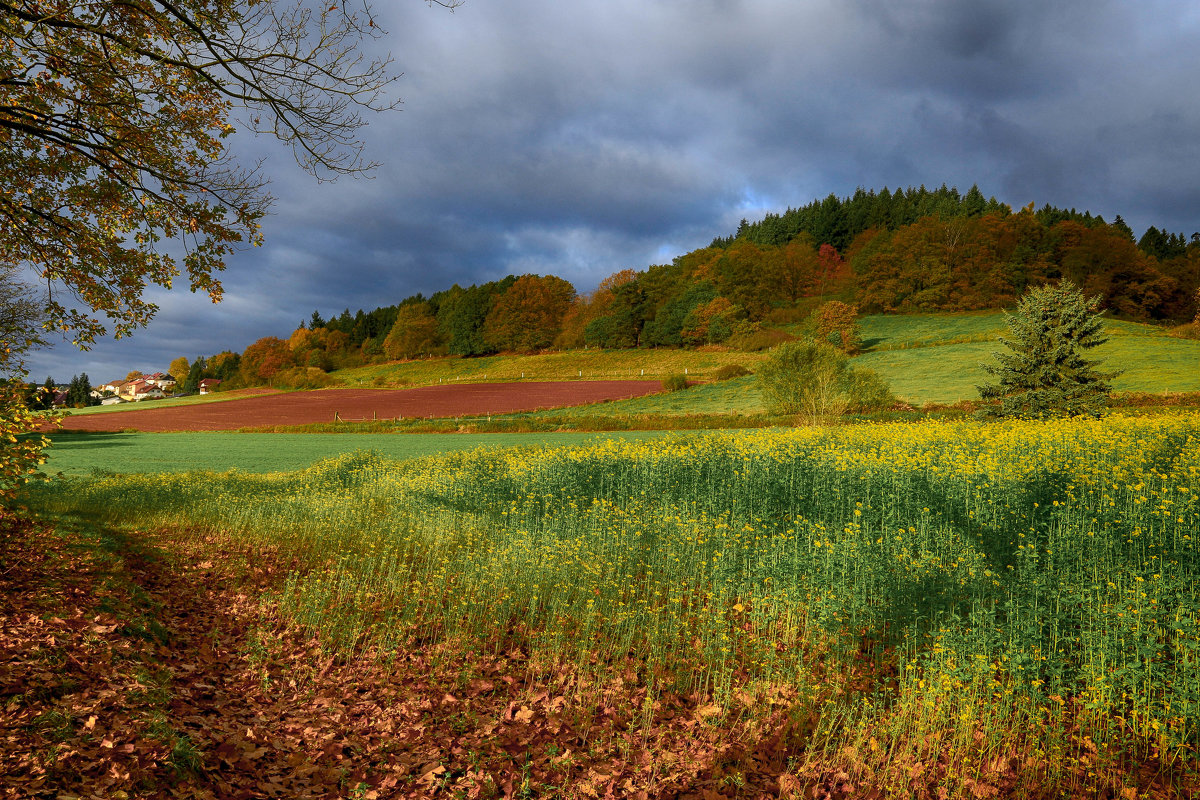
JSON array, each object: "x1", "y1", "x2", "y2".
[{"x1": 40, "y1": 430, "x2": 679, "y2": 477}]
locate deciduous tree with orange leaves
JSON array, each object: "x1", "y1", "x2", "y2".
[
  {"x1": 238, "y1": 336, "x2": 293, "y2": 385},
  {"x1": 483, "y1": 275, "x2": 576, "y2": 353}
]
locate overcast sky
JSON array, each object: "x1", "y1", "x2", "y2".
[{"x1": 26, "y1": 0, "x2": 1200, "y2": 382}]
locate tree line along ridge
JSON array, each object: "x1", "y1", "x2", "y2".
[{"x1": 180, "y1": 185, "x2": 1200, "y2": 389}]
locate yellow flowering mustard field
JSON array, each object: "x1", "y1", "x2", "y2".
[{"x1": 27, "y1": 413, "x2": 1200, "y2": 793}]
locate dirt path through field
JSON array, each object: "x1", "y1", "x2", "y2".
[{"x1": 59, "y1": 381, "x2": 663, "y2": 432}]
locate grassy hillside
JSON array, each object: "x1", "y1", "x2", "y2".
[
  {"x1": 520, "y1": 312, "x2": 1200, "y2": 413},
  {"x1": 61, "y1": 388, "x2": 275, "y2": 416},
  {"x1": 65, "y1": 312, "x2": 1200, "y2": 423},
  {"x1": 517, "y1": 375, "x2": 765, "y2": 419},
  {"x1": 855, "y1": 313, "x2": 1200, "y2": 405},
  {"x1": 332, "y1": 347, "x2": 760, "y2": 386}
]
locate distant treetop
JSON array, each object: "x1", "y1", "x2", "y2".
[{"x1": 711, "y1": 183, "x2": 1122, "y2": 252}]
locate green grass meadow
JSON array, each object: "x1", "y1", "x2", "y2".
[
  {"x1": 857, "y1": 314, "x2": 1200, "y2": 405},
  {"x1": 515, "y1": 313, "x2": 1200, "y2": 413},
  {"x1": 40, "y1": 430, "x2": 674, "y2": 477}
]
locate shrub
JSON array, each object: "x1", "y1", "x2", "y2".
[
  {"x1": 271, "y1": 367, "x2": 337, "y2": 390},
  {"x1": 0, "y1": 384, "x2": 55, "y2": 508},
  {"x1": 711, "y1": 364, "x2": 752, "y2": 382},
  {"x1": 726, "y1": 326, "x2": 796, "y2": 352},
  {"x1": 661, "y1": 374, "x2": 689, "y2": 392},
  {"x1": 763, "y1": 305, "x2": 808, "y2": 325},
  {"x1": 844, "y1": 368, "x2": 896, "y2": 412},
  {"x1": 371, "y1": 375, "x2": 411, "y2": 388},
  {"x1": 757, "y1": 339, "x2": 894, "y2": 423},
  {"x1": 1169, "y1": 321, "x2": 1200, "y2": 340}
]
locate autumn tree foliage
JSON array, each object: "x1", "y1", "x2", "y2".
[
  {"x1": 680, "y1": 296, "x2": 740, "y2": 345},
  {"x1": 383, "y1": 301, "x2": 441, "y2": 360},
  {"x1": 238, "y1": 336, "x2": 293, "y2": 385},
  {"x1": 0, "y1": 0, "x2": 461, "y2": 343},
  {"x1": 435, "y1": 279, "x2": 516, "y2": 357},
  {"x1": 168, "y1": 357, "x2": 190, "y2": 385},
  {"x1": 719, "y1": 183, "x2": 1013, "y2": 251},
  {"x1": 1, "y1": 1, "x2": 460, "y2": 502},
  {"x1": 0, "y1": 268, "x2": 45, "y2": 376},
  {"x1": 641, "y1": 281, "x2": 720, "y2": 348},
  {"x1": 811, "y1": 301, "x2": 860, "y2": 354},
  {"x1": 286, "y1": 326, "x2": 329, "y2": 370},
  {"x1": 482, "y1": 275, "x2": 575, "y2": 353},
  {"x1": 711, "y1": 241, "x2": 775, "y2": 319},
  {"x1": 0, "y1": 382, "x2": 53, "y2": 506},
  {"x1": 773, "y1": 236, "x2": 822, "y2": 303},
  {"x1": 556, "y1": 269, "x2": 637, "y2": 349},
  {"x1": 0, "y1": 267, "x2": 53, "y2": 508},
  {"x1": 164, "y1": 186, "x2": 1199, "y2": 376},
  {"x1": 254, "y1": 185, "x2": 1194, "y2": 369},
  {"x1": 582, "y1": 270, "x2": 645, "y2": 349}
]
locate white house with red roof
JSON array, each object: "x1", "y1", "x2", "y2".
[
  {"x1": 145, "y1": 372, "x2": 178, "y2": 391},
  {"x1": 117, "y1": 379, "x2": 166, "y2": 402}
]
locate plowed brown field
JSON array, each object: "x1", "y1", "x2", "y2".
[{"x1": 58, "y1": 381, "x2": 663, "y2": 432}]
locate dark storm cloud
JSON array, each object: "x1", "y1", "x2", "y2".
[{"x1": 28, "y1": 0, "x2": 1200, "y2": 380}]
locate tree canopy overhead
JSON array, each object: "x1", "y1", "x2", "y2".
[{"x1": 1, "y1": 0, "x2": 456, "y2": 346}]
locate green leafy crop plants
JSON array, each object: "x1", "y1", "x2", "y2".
[{"x1": 23, "y1": 414, "x2": 1200, "y2": 794}]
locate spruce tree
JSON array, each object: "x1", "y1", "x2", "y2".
[
  {"x1": 184, "y1": 360, "x2": 204, "y2": 395},
  {"x1": 65, "y1": 374, "x2": 90, "y2": 407},
  {"x1": 977, "y1": 281, "x2": 1120, "y2": 418}
]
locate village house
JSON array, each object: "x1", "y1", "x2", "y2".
[
  {"x1": 144, "y1": 372, "x2": 178, "y2": 391},
  {"x1": 118, "y1": 379, "x2": 166, "y2": 402},
  {"x1": 198, "y1": 378, "x2": 221, "y2": 395}
]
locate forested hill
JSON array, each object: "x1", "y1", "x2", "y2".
[
  {"x1": 184, "y1": 186, "x2": 1200, "y2": 389},
  {"x1": 712, "y1": 184, "x2": 1114, "y2": 251}
]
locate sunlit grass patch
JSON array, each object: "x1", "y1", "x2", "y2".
[{"x1": 333, "y1": 348, "x2": 761, "y2": 387}]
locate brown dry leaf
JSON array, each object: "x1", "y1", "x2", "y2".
[
  {"x1": 965, "y1": 777, "x2": 1000, "y2": 798},
  {"x1": 778, "y1": 771, "x2": 803, "y2": 796}
]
